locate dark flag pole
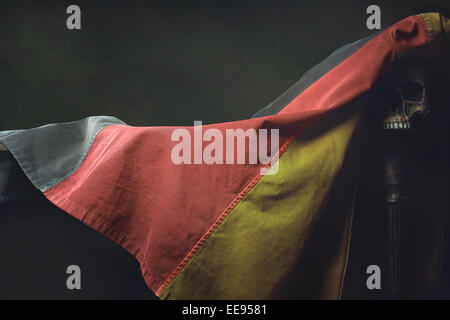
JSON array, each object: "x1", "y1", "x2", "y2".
[{"x1": 382, "y1": 132, "x2": 411, "y2": 298}]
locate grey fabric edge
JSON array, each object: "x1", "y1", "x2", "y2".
[{"x1": 0, "y1": 116, "x2": 127, "y2": 192}]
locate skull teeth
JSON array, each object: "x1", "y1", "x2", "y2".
[{"x1": 383, "y1": 122, "x2": 410, "y2": 129}]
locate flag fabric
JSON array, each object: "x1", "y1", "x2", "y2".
[{"x1": 0, "y1": 13, "x2": 448, "y2": 299}]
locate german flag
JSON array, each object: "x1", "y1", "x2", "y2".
[{"x1": 0, "y1": 13, "x2": 448, "y2": 299}]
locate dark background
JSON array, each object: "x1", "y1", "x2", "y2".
[{"x1": 0, "y1": 0, "x2": 449, "y2": 299}]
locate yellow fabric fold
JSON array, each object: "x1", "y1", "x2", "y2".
[
  {"x1": 421, "y1": 13, "x2": 450, "y2": 41},
  {"x1": 161, "y1": 102, "x2": 363, "y2": 299}
]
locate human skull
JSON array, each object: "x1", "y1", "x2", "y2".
[{"x1": 367, "y1": 60, "x2": 430, "y2": 131}]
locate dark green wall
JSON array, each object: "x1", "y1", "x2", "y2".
[{"x1": 1, "y1": 0, "x2": 448, "y2": 130}]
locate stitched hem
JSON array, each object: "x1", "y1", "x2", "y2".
[{"x1": 155, "y1": 133, "x2": 299, "y2": 296}]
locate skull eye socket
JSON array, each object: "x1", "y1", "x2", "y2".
[
  {"x1": 403, "y1": 81, "x2": 423, "y2": 101},
  {"x1": 390, "y1": 90, "x2": 403, "y2": 111}
]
